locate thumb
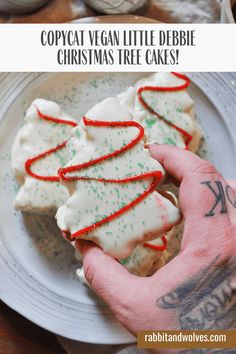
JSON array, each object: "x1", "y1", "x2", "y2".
[{"x1": 75, "y1": 240, "x2": 138, "y2": 308}]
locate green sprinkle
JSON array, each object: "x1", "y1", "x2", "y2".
[
  {"x1": 145, "y1": 118, "x2": 156, "y2": 128},
  {"x1": 138, "y1": 162, "x2": 144, "y2": 169},
  {"x1": 120, "y1": 257, "x2": 130, "y2": 265},
  {"x1": 75, "y1": 130, "x2": 81, "y2": 139},
  {"x1": 164, "y1": 137, "x2": 176, "y2": 146}
]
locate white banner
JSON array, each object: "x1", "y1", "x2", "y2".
[{"x1": 0, "y1": 24, "x2": 235, "y2": 72}]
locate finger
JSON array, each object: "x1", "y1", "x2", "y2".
[
  {"x1": 149, "y1": 144, "x2": 217, "y2": 182},
  {"x1": 226, "y1": 179, "x2": 236, "y2": 194},
  {"x1": 75, "y1": 240, "x2": 139, "y2": 309},
  {"x1": 149, "y1": 145, "x2": 236, "y2": 249},
  {"x1": 149, "y1": 144, "x2": 217, "y2": 217}
]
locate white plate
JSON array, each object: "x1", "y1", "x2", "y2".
[{"x1": 0, "y1": 73, "x2": 235, "y2": 344}]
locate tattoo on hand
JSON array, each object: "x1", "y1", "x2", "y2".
[
  {"x1": 156, "y1": 256, "x2": 236, "y2": 331},
  {"x1": 201, "y1": 181, "x2": 236, "y2": 217}
]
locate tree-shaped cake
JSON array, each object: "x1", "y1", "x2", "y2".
[
  {"x1": 11, "y1": 99, "x2": 77, "y2": 215},
  {"x1": 56, "y1": 97, "x2": 181, "y2": 258}
]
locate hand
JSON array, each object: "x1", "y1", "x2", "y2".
[{"x1": 76, "y1": 145, "x2": 236, "y2": 335}]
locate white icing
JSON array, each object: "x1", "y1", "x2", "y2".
[
  {"x1": 11, "y1": 99, "x2": 76, "y2": 216},
  {"x1": 120, "y1": 192, "x2": 179, "y2": 277},
  {"x1": 75, "y1": 193, "x2": 177, "y2": 278},
  {"x1": 56, "y1": 97, "x2": 181, "y2": 258}
]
